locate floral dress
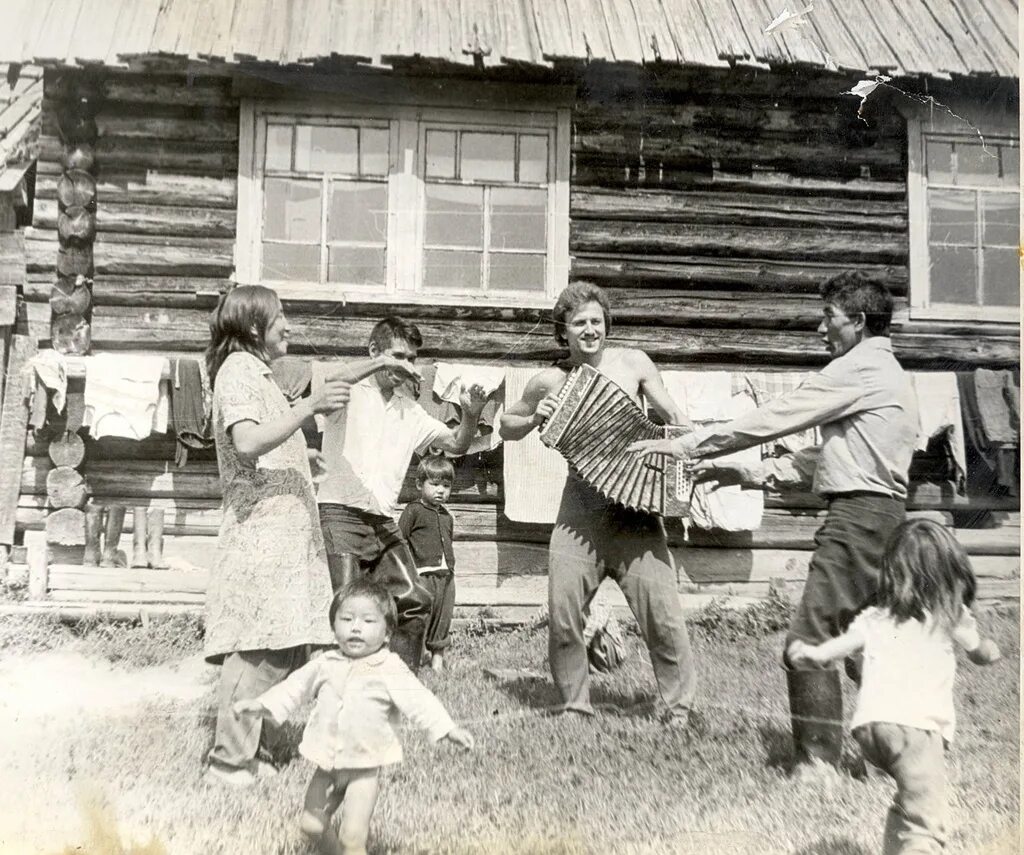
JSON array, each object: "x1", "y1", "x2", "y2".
[{"x1": 204, "y1": 352, "x2": 335, "y2": 663}]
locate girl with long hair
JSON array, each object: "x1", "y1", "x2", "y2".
[
  {"x1": 203, "y1": 285, "x2": 349, "y2": 788},
  {"x1": 790, "y1": 519, "x2": 1002, "y2": 854}
]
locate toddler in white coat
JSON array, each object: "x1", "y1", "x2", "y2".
[{"x1": 235, "y1": 578, "x2": 473, "y2": 854}]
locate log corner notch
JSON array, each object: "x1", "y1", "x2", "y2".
[{"x1": 51, "y1": 74, "x2": 103, "y2": 358}]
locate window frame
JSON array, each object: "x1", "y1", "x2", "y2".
[
  {"x1": 236, "y1": 88, "x2": 571, "y2": 308},
  {"x1": 905, "y1": 104, "x2": 1020, "y2": 324}
]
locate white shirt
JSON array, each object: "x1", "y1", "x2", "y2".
[
  {"x1": 849, "y1": 605, "x2": 981, "y2": 743},
  {"x1": 316, "y1": 372, "x2": 449, "y2": 516}
]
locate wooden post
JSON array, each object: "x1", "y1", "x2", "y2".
[
  {"x1": 0, "y1": 334, "x2": 35, "y2": 550},
  {"x1": 25, "y1": 530, "x2": 48, "y2": 600}
]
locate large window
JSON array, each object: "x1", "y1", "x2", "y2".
[
  {"x1": 237, "y1": 93, "x2": 569, "y2": 306},
  {"x1": 906, "y1": 105, "x2": 1020, "y2": 322}
]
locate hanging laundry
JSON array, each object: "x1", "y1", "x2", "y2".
[
  {"x1": 662, "y1": 371, "x2": 763, "y2": 532},
  {"x1": 83, "y1": 354, "x2": 169, "y2": 440},
  {"x1": 169, "y1": 357, "x2": 215, "y2": 467},
  {"x1": 502, "y1": 366, "x2": 567, "y2": 524},
  {"x1": 270, "y1": 356, "x2": 312, "y2": 402},
  {"x1": 734, "y1": 370, "x2": 820, "y2": 455},
  {"x1": 429, "y1": 362, "x2": 505, "y2": 453},
  {"x1": 974, "y1": 369, "x2": 1020, "y2": 445},
  {"x1": 957, "y1": 371, "x2": 1020, "y2": 498},
  {"x1": 29, "y1": 350, "x2": 68, "y2": 414},
  {"x1": 910, "y1": 372, "x2": 967, "y2": 492},
  {"x1": 432, "y1": 363, "x2": 506, "y2": 403}
]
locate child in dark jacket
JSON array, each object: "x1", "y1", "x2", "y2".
[{"x1": 399, "y1": 454, "x2": 457, "y2": 672}]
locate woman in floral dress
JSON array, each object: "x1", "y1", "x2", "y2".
[{"x1": 203, "y1": 285, "x2": 349, "y2": 788}]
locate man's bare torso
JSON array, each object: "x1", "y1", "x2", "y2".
[{"x1": 536, "y1": 346, "x2": 644, "y2": 404}]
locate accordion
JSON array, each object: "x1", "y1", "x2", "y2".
[{"x1": 539, "y1": 364, "x2": 692, "y2": 517}]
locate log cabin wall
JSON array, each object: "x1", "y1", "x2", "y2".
[{"x1": 14, "y1": 67, "x2": 1020, "y2": 615}]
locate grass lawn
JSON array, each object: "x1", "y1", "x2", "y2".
[{"x1": 0, "y1": 605, "x2": 1017, "y2": 855}]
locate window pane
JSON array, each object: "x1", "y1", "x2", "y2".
[
  {"x1": 927, "y1": 189, "x2": 975, "y2": 245},
  {"x1": 424, "y1": 184, "x2": 483, "y2": 248},
  {"x1": 263, "y1": 178, "x2": 322, "y2": 242},
  {"x1": 926, "y1": 139, "x2": 953, "y2": 183},
  {"x1": 489, "y1": 252, "x2": 545, "y2": 292},
  {"x1": 328, "y1": 246, "x2": 386, "y2": 286},
  {"x1": 982, "y1": 247, "x2": 1020, "y2": 307},
  {"x1": 295, "y1": 125, "x2": 358, "y2": 173},
  {"x1": 266, "y1": 124, "x2": 293, "y2": 171},
  {"x1": 519, "y1": 135, "x2": 548, "y2": 183},
  {"x1": 361, "y1": 128, "x2": 389, "y2": 176},
  {"x1": 426, "y1": 130, "x2": 456, "y2": 179},
  {"x1": 328, "y1": 182, "x2": 388, "y2": 244},
  {"x1": 262, "y1": 242, "x2": 320, "y2": 282},
  {"x1": 1002, "y1": 144, "x2": 1019, "y2": 182},
  {"x1": 957, "y1": 142, "x2": 1001, "y2": 186},
  {"x1": 461, "y1": 132, "x2": 515, "y2": 182},
  {"x1": 491, "y1": 187, "x2": 547, "y2": 250},
  {"x1": 422, "y1": 249, "x2": 482, "y2": 291},
  {"x1": 929, "y1": 245, "x2": 978, "y2": 304},
  {"x1": 982, "y1": 191, "x2": 1019, "y2": 246}
]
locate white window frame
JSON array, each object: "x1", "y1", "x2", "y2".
[
  {"x1": 904, "y1": 102, "x2": 1020, "y2": 323},
  {"x1": 235, "y1": 83, "x2": 571, "y2": 309}
]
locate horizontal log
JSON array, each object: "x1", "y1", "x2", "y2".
[
  {"x1": 572, "y1": 99, "x2": 892, "y2": 137},
  {"x1": 25, "y1": 274, "x2": 228, "y2": 309},
  {"x1": 72, "y1": 303, "x2": 1018, "y2": 368},
  {"x1": 571, "y1": 129, "x2": 903, "y2": 173},
  {"x1": 48, "y1": 589, "x2": 207, "y2": 603},
  {"x1": 39, "y1": 134, "x2": 238, "y2": 175},
  {"x1": 35, "y1": 198, "x2": 237, "y2": 239},
  {"x1": 584, "y1": 256, "x2": 900, "y2": 296},
  {"x1": 22, "y1": 499, "x2": 1017, "y2": 557},
  {"x1": 47, "y1": 563, "x2": 209, "y2": 594},
  {"x1": 46, "y1": 466, "x2": 88, "y2": 509},
  {"x1": 44, "y1": 103, "x2": 238, "y2": 143},
  {"x1": 570, "y1": 188, "x2": 906, "y2": 232},
  {"x1": 46, "y1": 72, "x2": 235, "y2": 108},
  {"x1": 36, "y1": 171, "x2": 237, "y2": 210},
  {"x1": 571, "y1": 160, "x2": 906, "y2": 198},
  {"x1": 46, "y1": 508, "x2": 86, "y2": 546},
  {"x1": 570, "y1": 220, "x2": 907, "y2": 264},
  {"x1": 23, "y1": 458, "x2": 222, "y2": 500},
  {"x1": 27, "y1": 231, "x2": 234, "y2": 277}
]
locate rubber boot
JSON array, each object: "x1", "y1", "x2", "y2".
[
  {"x1": 389, "y1": 622, "x2": 426, "y2": 673},
  {"x1": 100, "y1": 505, "x2": 126, "y2": 567},
  {"x1": 83, "y1": 504, "x2": 103, "y2": 566},
  {"x1": 146, "y1": 508, "x2": 169, "y2": 569},
  {"x1": 786, "y1": 666, "x2": 844, "y2": 770},
  {"x1": 131, "y1": 507, "x2": 148, "y2": 568}
]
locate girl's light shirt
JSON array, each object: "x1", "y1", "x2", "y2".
[
  {"x1": 848, "y1": 605, "x2": 981, "y2": 743},
  {"x1": 257, "y1": 647, "x2": 455, "y2": 769}
]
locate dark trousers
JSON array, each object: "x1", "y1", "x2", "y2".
[
  {"x1": 208, "y1": 646, "x2": 304, "y2": 772},
  {"x1": 319, "y1": 504, "x2": 433, "y2": 671},
  {"x1": 421, "y1": 571, "x2": 456, "y2": 653},
  {"x1": 787, "y1": 493, "x2": 907, "y2": 650},
  {"x1": 785, "y1": 493, "x2": 906, "y2": 767},
  {"x1": 548, "y1": 477, "x2": 696, "y2": 718}
]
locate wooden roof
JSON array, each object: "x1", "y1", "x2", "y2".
[
  {"x1": 0, "y1": 64, "x2": 41, "y2": 182},
  {"x1": 0, "y1": 0, "x2": 1017, "y2": 79}
]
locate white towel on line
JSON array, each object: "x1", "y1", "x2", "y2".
[
  {"x1": 501, "y1": 366, "x2": 567, "y2": 524},
  {"x1": 910, "y1": 372, "x2": 967, "y2": 488},
  {"x1": 83, "y1": 354, "x2": 169, "y2": 439}
]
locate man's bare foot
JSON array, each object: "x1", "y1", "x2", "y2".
[{"x1": 431, "y1": 652, "x2": 444, "y2": 672}]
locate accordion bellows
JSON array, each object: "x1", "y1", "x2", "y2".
[{"x1": 539, "y1": 364, "x2": 692, "y2": 517}]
